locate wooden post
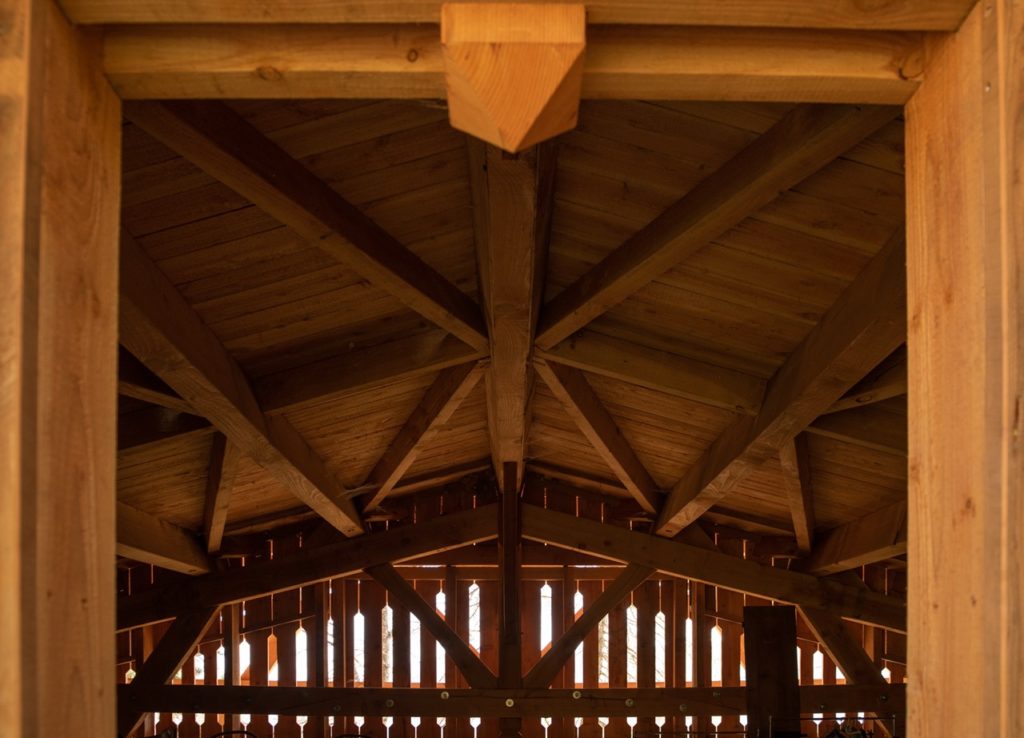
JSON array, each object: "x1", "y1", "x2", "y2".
[
  {"x1": 0, "y1": 2, "x2": 120, "y2": 737},
  {"x1": 905, "y1": 1, "x2": 1023, "y2": 736},
  {"x1": 744, "y1": 606, "x2": 800, "y2": 738},
  {"x1": 223, "y1": 604, "x2": 242, "y2": 731},
  {"x1": 498, "y1": 464, "x2": 523, "y2": 738}
]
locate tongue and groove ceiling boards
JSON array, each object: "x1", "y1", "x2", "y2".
[{"x1": 83, "y1": 0, "x2": 941, "y2": 616}]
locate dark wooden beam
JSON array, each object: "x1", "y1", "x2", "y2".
[
  {"x1": 117, "y1": 502, "x2": 211, "y2": 575},
  {"x1": 744, "y1": 606, "x2": 800, "y2": 738},
  {"x1": 524, "y1": 563, "x2": 653, "y2": 688},
  {"x1": 778, "y1": 434, "x2": 815, "y2": 554},
  {"x1": 118, "y1": 406, "x2": 213, "y2": 452},
  {"x1": 202, "y1": 433, "x2": 240, "y2": 554},
  {"x1": 118, "y1": 346, "x2": 192, "y2": 413},
  {"x1": 118, "y1": 504, "x2": 497, "y2": 630},
  {"x1": 470, "y1": 142, "x2": 556, "y2": 490},
  {"x1": 825, "y1": 347, "x2": 907, "y2": 414},
  {"x1": 366, "y1": 563, "x2": 497, "y2": 688},
  {"x1": 125, "y1": 100, "x2": 488, "y2": 352},
  {"x1": 657, "y1": 232, "x2": 906, "y2": 536},
  {"x1": 120, "y1": 231, "x2": 363, "y2": 537},
  {"x1": 807, "y1": 403, "x2": 908, "y2": 455},
  {"x1": 498, "y1": 464, "x2": 523, "y2": 738},
  {"x1": 521, "y1": 504, "x2": 906, "y2": 632},
  {"x1": 536, "y1": 104, "x2": 896, "y2": 349},
  {"x1": 803, "y1": 501, "x2": 908, "y2": 575}
]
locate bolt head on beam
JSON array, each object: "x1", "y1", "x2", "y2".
[{"x1": 441, "y1": 3, "x2": 586, "y2": 152}]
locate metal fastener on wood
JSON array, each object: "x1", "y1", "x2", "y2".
[
  {"x1": 441, "y1": 691, "x2": 450, "y2": 700},
  {"x1": 506, "y1": 699, "x2": 515, "y2": 707},
  {"x1": 386, "y1": 699, "x2": 395, "y2": 708},
  {"x1": 625, "y1": 698, "x2": 635, "y2": 708},
  {"x1": 572, "y1": 690, "x2": 582, "y2": 699}
]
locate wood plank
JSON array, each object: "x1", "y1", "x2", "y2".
[
  {"x1": 255, "y1": 330, "x2": 483, "y2": 415},
  {"x1": 116, "y1": 684, "x2": 905, "y2": 717},
  {"x1": 906, "y1": 3, "x2": 1023, "y2": 735},
  {"x1": 778, "y1": 434, "x2": 815, "y2": 554},
  {"x1": 825, "y1": 349, "x2": 907, "y2": 413},
  {"x1": 117, "y1": 502, "x2": 212, "y2": 575},
  {"x1": 521, "y1": 504, "x2": 906, "y2": 632},
  {"x1": 807, "y1": 404, "x2": 907, "y2": 455},
  {"x1": 118, "y1": 606, "x2": 221, "y2": 735},
  {"x1": 118, "y1": 406, "x2": 213, "y2": 452},
  {"x1": 202, "y1": 433, "x2": 241, "y2": 554},
  {"x1": 537, "y1": 330, "x2": 764, "y2": 415},
  {"x1": 362, "y1": 362, "x2": 484, "y2": 511},
  {"x1": 536, "y1": 104, "x2": 896, "y2": 349},
  {"x1": 525, "y1": 564, "x2": 653, "y2": 688},
  {"x1": 60, "y1": 0, "x2": 974, "y2": 29},
  {"x1": 657, "y1": 232, "x2": 906, "y2": 536},
  {"x1": 120, "y1": 232, "x2": 364, "y2": 537},
  {"x1": 534, "y1": 360, "x2": 659, "y2": 512},
  {"x1": 1, "y1": 4, "x2": 120, "y2": 737},
  {"x1": 470, "y1": 142, "x2": 556, "y2": 488},
  {"x1": 101, "y1": 25, "x2": 923, "y2": 103},
  {"x1": 119, "y1": 346, "x2": 193, "y2": 413},
  {"x1": 744, "y1": 606, "x2": 800, "y2": 738},
  {"x1": 124, "y1": 100, "x2": 488, "y2": 351},
  {"x1": 119, "y1": 504, "x2": 497, "y2": 630},
  {"x1": 803, "y1": 502, "x2": 907, "y2": 576},
  {"x1": 367, "y1": 563, "x2": 497, "y2": 688}
]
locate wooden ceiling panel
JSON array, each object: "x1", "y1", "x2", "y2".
[
  {"x1": 402, "y1": 381, "x2": 491, "y2": 481},
  {"x1": 118, "y1": 431, "x2": 215, "y2": 529}
]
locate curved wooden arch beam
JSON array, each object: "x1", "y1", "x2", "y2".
[{"x1": 442, "y1": 3, "x2": 585, "y2": 152}]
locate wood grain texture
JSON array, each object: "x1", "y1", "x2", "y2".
[
  {"x1": 536, "y1": 104, "x2": 896, "y2": 349},
  {"x1": 124, "y1": 100, "x2": 488, "y2": 351},
  {"x1": 101, "y1": 25, "x2": 923, "y2": 103},
  {"x1": 1, "y1": 4, "x2": 120, "y2": 736},
  {"x1": 906, "y1": 5, "x2": 1024, "y2": 735},
  {"x1": 471, "y1": 142, "x2": 556, "y2": 488},
  {"x1": 657, "y1": 232, "x2": 906, "y2": 536},
  {"x1": 201, "y1": 433, "x2": 241, "y2": 553},
  {"x1": 120, "y1": 233, "x2": 364, "y2": 536},
  {"x1": 117, "y1": 502, "x2": 212, "y2": 574},
  {"x1": 778, "y1": 434, "x2": 815, "y2": 554}
]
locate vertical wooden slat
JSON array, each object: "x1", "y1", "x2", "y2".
[
  {"x1": 417, "y1": 579, "x2": 440, "y2": 738},
  {"x1": 222, "y1": 603, "x2": 241, "y2": 732},
  {"x1": 362, "y1": 578, "x2": 386, "y2": 737},
  {"x1": 0, "y1": 2, "x2": 120, "y2": 737},
  {"x1": 177, "y1": 648, "x2": 200, "y2": 738},
  {"x1": 343, "y1": 579, "x2": 359, "y2": 735},
  {"x1": 246, "y1": 595, "x2": 272, "y2": 735},
  {"x1": 578, "y1": 581, "x2": 601, "y2": 738},
  {"x1": 522, "y1": 581, "x2": 544, "y2": 738},
  {"x1": 274, "y1": 534, "x2": 302, "y2": 738},
  {"x1": 671, "y1": 580, "x2": 689, "y2": 738},
  {"x1": 635, "y1": 580, "x2": 657, "y2": 737},
  {"x1": 692, "y1": 583, "x2": 713, "y2": 735},
  {"x1": 198, "y1": 638, "x2": 222, "y2": 736},
  {"x1": 393, "y1": 592, "x2": 411, "y2": 738},
  {"x1": 498, "y1": 465, "x2": 523, "y2": 738},
  {"x1": 305, "y1": 582, "x2": 328, "y2": 738}
]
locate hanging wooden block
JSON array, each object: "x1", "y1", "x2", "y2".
[{"x1": 441, "y1": 3, "x2": 586, "y2": 152}]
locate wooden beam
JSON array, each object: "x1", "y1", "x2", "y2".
[
  {"x1": 657, "y1": 232, "x2": 906, "y2": 536},
  {"x1": 442, "y1": 4, "x2": 585, "y2": 152},
  {"x1": 366, "y1": 563, "x2": 497, "y2": 688},
  {"x1": 100, "y1": 25, "x2": 924, "y2": 103},
  {"x1": 825, "y1": 348, "x2": 907, "y2": 413},
  {"x1": 524, "y1": 563, "x2": 654, "y2": 688},
  {"x1": 778, "y1": 434, "x2": 815, "y2": 554},
  {"x1": 1, "y1": 4, "x2": 120, "y2": 736},
  {"x1": 119, "y1": 232, "x2": 364, "y2": 537},
  {"x1": 118, "y1": 504, "x2": 497, "y2": 630},
  {"x1": 202, "y1": 433, "x2": 241, "y2": 554},
  {"x1": 521, "y1": 504, "x2": 906, "y2": 632},
  {"x1": 118, "y1": 406, "x2": 213, "y2": 452},
  {"x1": 535, "y1": 359, "x2": 660, "y2": 512},
  {"x1": 498, "y1": 466, "x2": 523, "y2": 691},
  {"x1": 536, "y1": 104, "x2": 896, "y2": 349},
  {"x1": 744, "y1": 606, "x2": 800, "y2": 738},
  {"x1": 537, "y1": 330, "x2": 764, "y2": 415},
  {"x1": 124, "y1": 100, "x2": 488, "y2": 352},
  {"x1": 802, "y1": 501, "x2": 908, "y2": 576},
  {"x1": 362, "y1": 362, "x2": 484, "y2": 512},
  {"x1": 115, "y1": 684, "x2": 905, "y2": 718},
  {"x1": 61, "y1": 0, "x2": 974, "y2": 29},
  {"x1": 470, "y1": 142, "x2": 556, "y2": 488},
  {"x1": 807, "y1": 403, "x2": 908, "y2": 455},
  {"x1": 118, "y1": 346, "x2": 192, "y2": 413},
  {"x1": 118, "y1": 606, "x2": 220, "y2": 736},
  {"x1": 117, "y1": 502, "x2": 212, "y2": 575},
  {"x1": 255, "y1": 330, "x2": 484, "y2": 415},
  {"x1": 906, "y1": 3, "x2": 1023, "y2": 734}
]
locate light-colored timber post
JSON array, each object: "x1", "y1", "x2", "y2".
[
  {"x1": 905, "y1": 1, "x2": 1023, "y2": 736},
  {"x1": 0, "y1": 1, "x2": 122, "y2": 736}
]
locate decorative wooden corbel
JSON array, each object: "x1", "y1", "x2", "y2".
[{"x1": 441, "y1": 3, "x2": 586, "y2": 152}]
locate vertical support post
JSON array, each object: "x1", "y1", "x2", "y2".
[
  {"x1": 223, "y1": 603, "x2": 242, "y2": 731},
  {"x1": 744, "y1": 606, "x2": 800, "y2": 738},
  {"x1": 0, "y1": 2, "x2": 121, "y2": 737},
  {"x1": 498, "y1": 463, "x2": 523, "y2": 738},
  {"x1": 905, "y1": 1, "x2": 1024, "y2": 737}
]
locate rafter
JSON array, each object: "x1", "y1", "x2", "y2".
[
  {"x1": 522, "y1": 504, "x2": 906, "y2": 632},
  {"x1": 470, "y1": 141, "x2": 556, "y2": 489},
  {"x1": 826, "y1": 347, "x2": 907, "y2": 414},
  {"x1": 807, "y1": 403, "x2": 907, "y2": 455},
  {"x1": 118, "y1": 346, "x2": 192, "y2": 413},
  {"x1": 118, "y1": 405, "x2": 212, "y2": 452},
  {"x1": 362, "y1": 362, "x2": 484, "y2": 513},
  {"x1": 534, "y1": 359, "x2": 660, "y2": 513},
  {"x1": 124, "y1": 100, "x2": 488, "y2": 352},
  {"x1": 778, "y1": 434, "x2": 815, "y2": 554},
  {"x1": 656, "y1": 232, "x2": 906, "y2": 536},
  {"x1": 366, "y1": 563, "x2": 497, "y2": 688},
  {"x1": 202, "y1": 433, "x2": 241, "y2": 554},
  {"x1": 101, "y1": 26, "x2": 923, "y2": 103},
  {"x1": 118, "y1": 504, "x2": 497, "y2": 630},
  {"x1": 524, "y1": 563, "x2": 654, "y2": 688},
  {"x1": 803, "y1": 501, "x2": 908, "y2": 575},
  {"x1": 536, "y1": 104, "x2": 896, "y2": 349},
  {"x1": 120, "y1": 232, "x2": 364, "y2": 537},
  {"x1": 537, "y1": 330, "x2": 764, "y2": 414},
  {"x1": 117, "y1": 502, "x2": 211, "y2": 575}
]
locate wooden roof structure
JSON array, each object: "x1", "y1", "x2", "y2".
[{"x1": 4, "y1": 2, "x2": 1021, "y2": 738}]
